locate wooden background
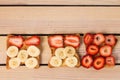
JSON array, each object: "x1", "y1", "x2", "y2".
[{"x1": 0, "y1": 1, "x2": 120, "y2": 80}]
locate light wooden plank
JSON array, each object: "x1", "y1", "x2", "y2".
[
  {"x1": 0, "y1": 0, "x2": 120, "y2": 5},
  {"x1": 0, "y1": 35, "x2": 120, "y2": 64},
  {"x1": 0, "y1": 66, "x2": 120, "y2": 80},
  {"x1": 0, "y1": 7, "x2": 120, "y2": 34}
]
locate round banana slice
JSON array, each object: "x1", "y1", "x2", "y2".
[
  {"x1": 65, "y1": 56, "x2": 78, "y2": 67},
  {"x1": 27, "y1": 46, "x2": 40, "y2": 57},
  {"x1": 25, "y1": 58, "x2": 38, "y2": 69},
  {"x1": 9, "y1": 58, "x2": 20, "y2": 69},
  {"x1": 64, "y1": 46, "x2": 76, "y2": 57},
  {"x1": 7, "y1": 46, "x2": 19, "y2": 58},
  {"x1": 17, "y1": 50, "x2": 28, "y2": 62},
  {"x1": 55, "y1": 48, "x2": 66, "y2": 59},
  {"x1": 50, "y1": 56, "x2": 62, "y2": 67}
]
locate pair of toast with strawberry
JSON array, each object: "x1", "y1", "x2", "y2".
[{"x1": 6, "y1": 35, "x2": 41, "y2": 69}]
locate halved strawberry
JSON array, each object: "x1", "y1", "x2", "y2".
[
  {"x1": 8, "y1": 36, "x2": 24, "y2": 48},
  {"x1": 84, "y1": 33, "x2": 94, "y2": 46},
  {"x1": 81, "y1": 55, "x2": 93, "y2": 68},
  {"x1": 87, "y1": 45, "x2": 99, "y2": 56},
  {"x1": 24, "y1": 36, "x2": 40, "y2": 46},
  {"x1": 100, "y1": 45, "x2": 112, "y2": 57},
  {"x1": 106, "y1": 56, "x2": 115, "y2": 66},
  {"x1": 93, "y1": 56, "x2": 105, "y2": 70},
  {"x1": 105, "y1": 35, "x2": 117, "y2": 47},
  {"x1": 48, "y1": 35, "x2": 63, "y2": 48},
  {"x1": 64, "y1": 35, "x2": 80, "y2": 48},
  {"x1": 93, "y1": 33, "x2": 105, "y2": 46}
]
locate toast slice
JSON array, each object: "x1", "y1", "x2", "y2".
[
  {"x1": 6, "y1": 35, "x2": 41, "y2": 69},
  {"x1": 48, "y1": 34, "x2": 81, "y2": 68}
]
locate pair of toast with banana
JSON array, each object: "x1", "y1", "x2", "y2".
[
  {"x1": 6, "y1": 35, "x2": 41, "y2": 69},
  {"x1": 48, "y1": 34, "x2": 81, "y2": 68}
]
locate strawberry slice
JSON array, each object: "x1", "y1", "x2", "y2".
[
  {"x1": 105, "y1": 35, "x2": 117, "y2": 47},
  {"x1": 81, "y1": 55, "x2": 93, "y2": 68},
  {"x1": 64, "y1": 35, "x2": 80, "y2": 48},
  {"x1": 106, "y1": 56, "x2": 115, "y2": 66},
  {"x1": 24, "y1": 36, "x2": 40, "y2": 46},
  {"x1": 8, "y1": 36, "x2": 24, "y2": 48},
  {"x1": 84, "y1": 33, "x2": 94, "y2": 46},
  {"x1": 87, "y1": 45, "x2": 99, "y2": 56},
  {"x1": 48, "y1": 35, "x2": 63, "y2": 48},
  {"x1": 100, "y1": 45, "x2": 112, "y2": 57},
  {"x1": 93, "y1": 33, "x2": 105, "y2": 46},
  {"x1": 93, "y1": 56, "x2": 105, "y2": 70}
]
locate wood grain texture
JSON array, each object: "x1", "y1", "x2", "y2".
[
  {"x1": 0, "y1": 0, "x2": 120, "y2": 5},
  {"x1": 0, "y1": 7, "x2": 120, "y2": 80},
  {"x1": 1, "y1": 7, "x2": 120, "y2": 34},
  {"x1": 0, "y1": 66, "x2": 120, "y2": 80}
]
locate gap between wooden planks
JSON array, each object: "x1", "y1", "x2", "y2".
[{"x1": 0, "y1": 35, "x2": 120, "y2": 65}]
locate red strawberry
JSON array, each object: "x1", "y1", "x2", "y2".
[
  {"x1": 93, "y1": 56, "x2": 105, "y2": 70},
  {"x1": 64, "y1": 35, "x2": 80, "y2": 48},
  {"x1": 93, "y1": 33, "x2": 105, "y2": 46},
  {"x1": 84, "y1": 33, "x2": 94, "y2": 46},
  {"x1": 24, "y1": 36, "x2": 40, "y2": 46},
  {"x1": 106, "y1": 56, "x2": 115, "y2": 66},
  {"x1": 100, "y1": 45, "x2": 112, "y2": 57},
  {"x1": 8, "y1": 36, "x2": 24, "y2": 48},
  {"x1": 105, "y1": 35, "x2": 117, "y2": 47},
  {"x1": 81, "y1": 55, "x2": 93, "y2": 68},
  {"x1": 87, "y1": 45, "x2": 99, "y2": 56},
  {"x1": 48, "y1": 35, "x2": 63, "y2": 48}
]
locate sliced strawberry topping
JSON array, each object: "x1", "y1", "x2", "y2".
[
  {"x1": 106, "y1": 56, "x2": 115, "y2": 66},
  {"x1": 24, "y1": 36, "x2": 40, "y2": 46},
  {"x1": 100, "y1": 45, "x2": 112, "y2": 57},
  {"x1": 93, "y1": 56, "x2": 105, "y2": 70},
  {"x1": 87, "y1": 45, "x2": 99, "y2": 56},
  {"x1": 64, "y1": 35, "x2": 80, "y2": 48},
  {"x1": 84, "y1": 33, "x2": 94, "y2": 46},
  {"x1": 81, "y1": 55, "x2": 93, "y2": 68},
  {"x1": 93, "y1": 33, "x2": 105, "y2": 46},
  {"x1": 8, "y1": 36, "x2": 24, "y2": 48},
  {"x1": 105, "y1": 35, "x2": 117, "y2": 47},
  {"x1": 48, "y1": 35, "x2": 63, "y2": 48}
]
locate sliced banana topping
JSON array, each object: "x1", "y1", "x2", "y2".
[
  {"x1": 17, "y1": 50, "x2": 28, "y2": 62},
  {"x1": 55, "y1": 48, "x2": 66, "y2": 59},
  {"x1": 25, "y1": 58, "x2": 38, "y2": 69},
  {"x1": 50, "y1": 56, "x2": 62, "y2": 67},
  {"x1": 64, "y1": 46, "x2": 76, "y2": 57},
  {"x1": 65, "y1": 56, "x2": 78, "y2": 67},
  {"x1": 9, "y1": 58, "x2": 20, "y2": 69},
  {"x1": 27, "y1": 46, "x2": 40, "y2": 57},
  {"x1": 7, "y1": 46, "x2": 19, "y2": 58}
]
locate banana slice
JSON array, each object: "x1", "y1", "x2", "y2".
[
  {"x1": 55, "y1": 48, "x2": 66, "y2": 59},
  {"x1": 50, "y1": 56, "x2": 62, "y2": 67},
  {"x1": 7, "y1": 46, "x2": 19, "y2": 58},
  {"x1": 64, "y1": 46, "x2": 76, "y2": 57},
  {"x1": 65, "y1": 56, "x2": 78, "y2": 67},
  {"x1": 17, "y1": 50, "x2": 28, "y2": 63},
  {"x1": 25, "y1": 58, "x2": 38, "y2": 69},
  {"x1": 27, "y1": 46, "x2": 40, "y2": 57},
  {"x1": 9, "y1": 58, "x2": 20, "y2": 69}
]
